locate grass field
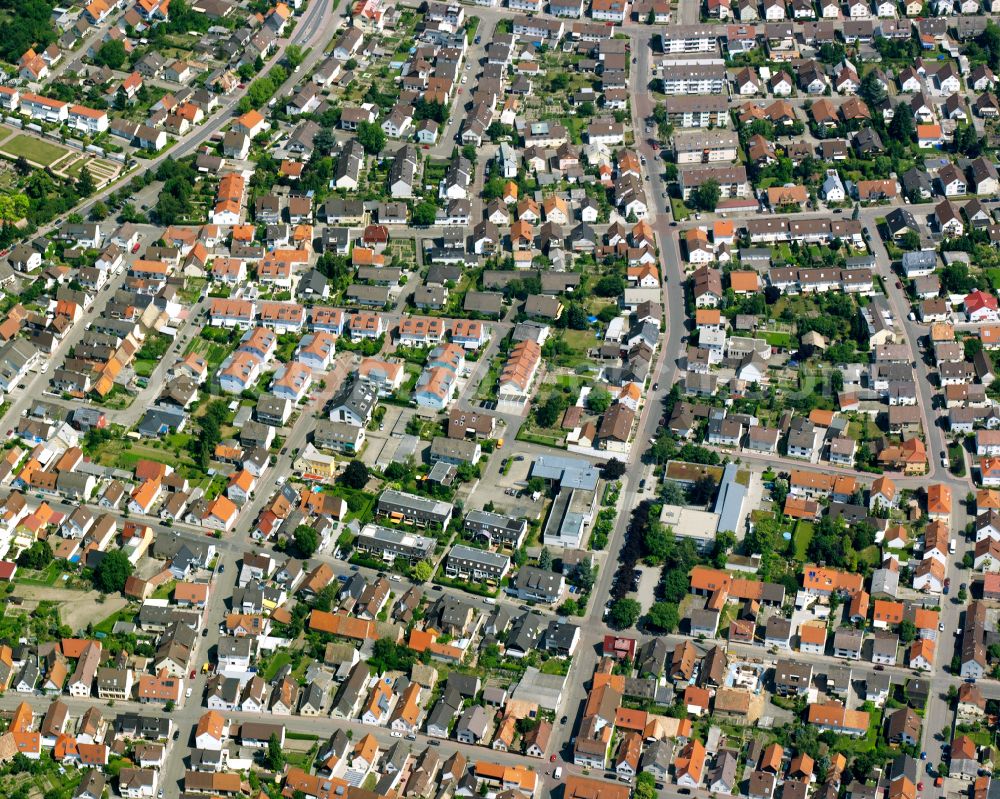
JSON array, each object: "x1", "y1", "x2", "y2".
[
  {"x1": 0, "y1": 133, "x2": 69, "y2": 167},
  {"x1": 762, "y1": 332, "x2": 794, "y2": 349},
  {"x1": 792, "y1": 521, "x2": 814, "y2": 561}
]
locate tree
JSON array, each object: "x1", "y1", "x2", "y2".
[
  {"x1": 77, "y1": 166, "x2": 95, "y2": 198},
  {"x1": 594, "y1": 275, "x2": 624, "y2": 297},
  {"x1": 646, "y1": 601, "x2": 680, "y2": 633},
  {"x1": 285, "y1": 44, "x2": 305, "y2": 69},
  {"x1": 572, "y1": 559, "x2": 596, "y2": 591},
  {"x1": 96, "y1": 39, "x2": 127, "y2": 69},
  {"x1": 899, "y1": 618, "x2": 916, "y2": 643},
  {"x1": 644, "y1": 522, "x2": 673, "y2": 563},
  {"x1": 412, "y1": 201, "x2": 438, "y2": 226},
  {"x1": 586, "y1": 387, "x2": 612, "y2": 413},
  {"x1": 712, "y1": 530, "x2": 736, "y2": 569},
  {"x1": 357, "y1": 121, "x2": 386, "y2": 154},
  {"x1": 293, "y1": 525, "x2": 319, "y2": 558},
  {"x1": 690, "y1": 179, "x2": 721, "y2": 212},
  {"x1": 663, "y1": 480, "x2": 686, "y2": 505},
  {"x1": 634, "y1": 774, "x2": 656, "y2": 799},
  {"x1": 342, "y1": 460, "x2": 369, "y2": 489},
  {"x1": 368, "y1": 639, "x2": 418, "y2": 673},
  {"x1": 535, "y1": 393, "x2": 568, "y2": 428},
  {"x1": 565, "y1": 304, "x2": 589, "y2": 330},
  {"x1": 889, "y1": 103, "x2": 915, "y2": 142},
  {"x1": 608, "y1": 598, "x2": 641, "y2": 629},
  {"x1": 188, "y1": 400, "x2": 227, "y2": 470},
  {"x1": 898, "y1": 230, "x2": 921, "y2": 251},
  {"x1": 859, "y1": 70, "x2": 887, "y2": 108},
  {"x1": 17, "y1": 540, "x2": 52, "y2": 570},
  {"x1": 312, "y1": 583, "x2": 338, "y2": 612},
  {"x1": 0, "y1": 192, "x2": 29, "y2": 223},
  {"x1": 94, "y1": 550, "x2": 134, "y2": 594},
  {"x1": 413, "y1": 561, "x2": 433, "y2": 582},
  {"x1": 689, "y1": 475, "x2": 717, "y2": 505},
  {"x1": 414, "y1": 99, "x2": 447, "y2": 123},
  {"x1": 538, "y1": 547, "x2": 553, "y2": 570},
  {"x1": 965, "y1": 337, "x2": 983, "y2": 361},
  {"x1": 941, "y1": 262, "x2": 978, "y2": 294},
  {"x1": 817, "y1": 42, "x2": 846, "y2": 64},
  {"x1": 266, "y1": 732, "x2": 286, "y2": 771},
  {"x1": 603, "y1": 459, "x2": 626, "y2": 480},
  {"x1": 597, "y1": 305, "x2": 618, "y2": 323}
]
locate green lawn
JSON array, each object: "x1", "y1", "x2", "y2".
[
  {"x1": 152, "y1": 580, "x2": 176, "y2": 601},
  {"x1": 670, "y1": 197, "x2": 691, "y2": 221},
  {"x1": 516, "y1": 427, "x2": 566, "y2": 449},
  {"x1": 133, "y1": 359, "x2": 156, "y2": 378},
  {"x1": 792, "y1": 521, "x2": 814, "y2": 561},
  {"x1": 858, "y1": 545, "x2": 881, "y2": 568},
  {"x1": 0, "y1": 133, "x2": 69, "y2": 167},
  {"x1": 556, "y1": 330, "x2": 599, "y2": 368},
  {"x1": 540, "y1": 658, "x2": 571, "y2": 675},
  {"x1": 94, "y1": 607, "x2": 134, "y2": 635},
  {"x1": 262, "y1": 651, "x2": 293, "y2": 681},
  {"x1": 762, "y1": 332, "x2": 794, "y2": 349}
]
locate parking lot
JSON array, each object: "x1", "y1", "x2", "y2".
[
  {"x1": 473, "y1": 455, "x2": 546, "y2": 525},
  {"x1": 634, "y1": 565, "x2": 660, "y2": 613}
]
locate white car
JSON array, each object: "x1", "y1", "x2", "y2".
[
  {"x1": 939, "y1": 622, "x2": 945, "y2": 631},
  {"x1": 185, "y1": 687, "x2": 192, "y2": 698},
  {"x1": 391, "y1": 731, "x2": 403, "y2": 738}
]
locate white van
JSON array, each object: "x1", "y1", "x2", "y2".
[{"x1": 553, "y1": 768, "x2": 563, "y2": 780}]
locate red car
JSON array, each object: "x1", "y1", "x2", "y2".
[
  {"x1": 189, "y1": 670, "x2": 196, "y2": 679},
  {"x1": 550, "y1": 755, "x2": 557, "y2": 762},
  {"x1": 131, "y1": 242, "x2": 141, "y2": 254},
  {"x1": 917, "y1": 783, "x2": 924, "y2": 791}
]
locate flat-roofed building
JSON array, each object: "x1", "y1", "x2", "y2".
[
  {"x1": 377, "y1": 489, "x2": 454, "y2": 528},
  {"x1": 464, "y1": 510, "x2": 528, "y2": 549},
  {"x1": 445, "y1": 544, "x2": 511, "y2": 582},
  {"x1": 355, "y1": 524, "x2": 435, "y2": 563}
]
